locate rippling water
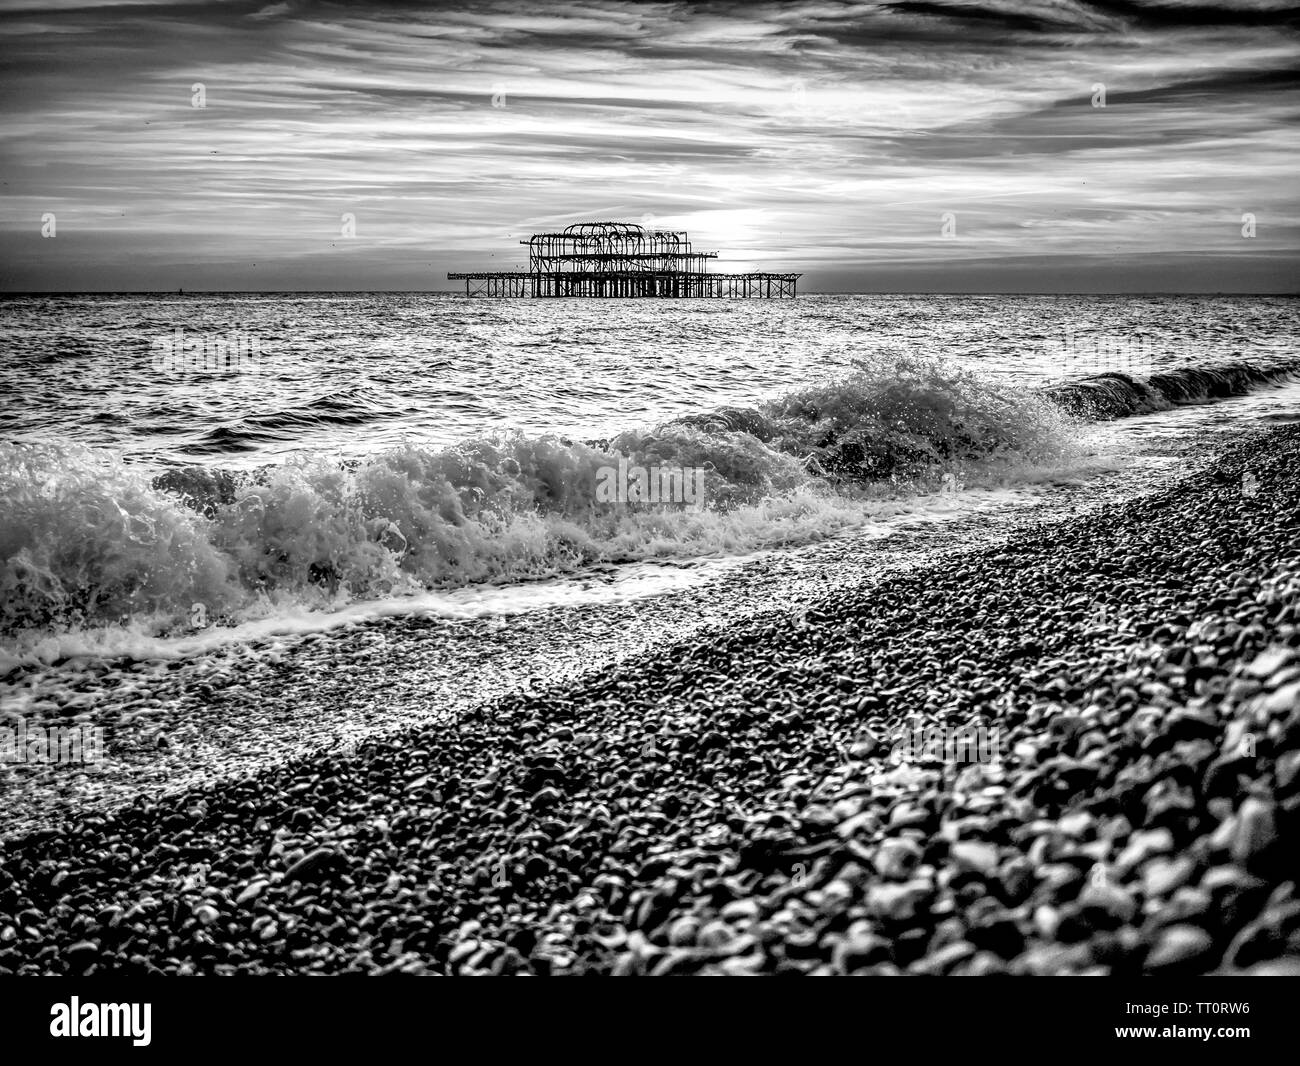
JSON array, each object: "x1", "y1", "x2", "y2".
[
  {"x1": 1, "y1": 292, "x2": 1296, "y2": 645},
  {"x1": 3, "y1": 293, "x2": 1296, "y2": 468}
]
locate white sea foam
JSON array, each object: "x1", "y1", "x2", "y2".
[{"x1": 1, "y1": 354, "x2": 1078, "y2": 641}]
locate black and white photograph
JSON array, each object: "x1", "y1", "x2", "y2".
[{"x1": 1, "y1": 0, "x2": 1298, "y2": 1042}]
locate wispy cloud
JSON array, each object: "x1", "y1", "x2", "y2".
[{"x1": 1, "y1": 0, "x2": 1296, "y2": 290}]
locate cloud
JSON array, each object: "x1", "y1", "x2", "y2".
[
  {"x1": 0, "y1": 0, "x2": 1296, "y2": 290},
  {"x1": 249, "y1": 1, "x2": 292, "y2": 20}
]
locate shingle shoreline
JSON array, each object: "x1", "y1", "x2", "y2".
[{"x1": 1, "y1": 424, "x2": 1297, "y2": 975}]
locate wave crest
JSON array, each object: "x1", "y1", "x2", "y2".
[
  {"x1": 1045, "y1": 359, "x2": 1300, "y2": 419},
  {"x1": 0, "y1": 353, "x2": 1130, "y2": 636}
]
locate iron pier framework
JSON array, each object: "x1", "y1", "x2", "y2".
[{"x1": 448, "y1": 221, "x2": 800, "y2": 298}]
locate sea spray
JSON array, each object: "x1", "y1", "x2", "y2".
[
  {"x1": 0, "y1": 442, "x2": 238, "y2": 631},
  {"x1": 0, "y1": 352, "x2": 1127, "y2": 636},
  {"x1": 757, "y1": 354, "x2": 1070, "y2": 482}
]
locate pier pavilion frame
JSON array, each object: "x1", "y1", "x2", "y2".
[{"x1": 448, "y1": 221, "x2": 800, "y2": 298}]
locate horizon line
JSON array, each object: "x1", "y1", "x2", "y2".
[{"x1": 2, "y1": 290, "x2": 1297, "y2": 298}]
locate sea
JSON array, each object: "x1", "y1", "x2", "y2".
[{"x1": 2, "y1": 292, "x2": 1298, "y2": 660}]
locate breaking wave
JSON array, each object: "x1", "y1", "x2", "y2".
[
  {"x1": 1045, "y1": 358, "x2": 1300, "y2": 420},
  {"x1": 3, "y1": 352, "x2": 1288, "y2": 637}
]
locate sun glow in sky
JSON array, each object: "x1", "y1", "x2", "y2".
[{"x1": 1, "y1": 0, "x2": 1297, "y2": 291}]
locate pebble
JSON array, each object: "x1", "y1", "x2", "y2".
[
  {"x1": 1, "y1": 424, "x2": 1298, "y2": 977},
  {"x1": 1145, "y1": 925, "x2": 1215, "y2": 971}
]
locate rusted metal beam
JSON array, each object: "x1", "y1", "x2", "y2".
[{"x1": 449, "y1": 221, "x2": 801, "y2": 297}]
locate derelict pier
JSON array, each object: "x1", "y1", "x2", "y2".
[{"x1": 448, "y1": 221, "x2": 800, "y2": 298}]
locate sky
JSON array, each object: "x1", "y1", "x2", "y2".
[{"x1": 0, "y1": 0, "x2": 1297, "y2": 292}]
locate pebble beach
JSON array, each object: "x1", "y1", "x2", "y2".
[
  {"x1": 2, "y1": 420, "x2": 1297, "y2": 976},
  {"x1": 5, "y1": 0, "x2": 1300, "y2": 1040}
]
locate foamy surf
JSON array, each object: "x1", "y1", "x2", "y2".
[
  {"x1": 0, "y1": 558, "x2": 725, "y2": 673},
  {"x1": 1, "y1": 354, "x2": 1075, "y2": 638},
  {"x1": 0, "y1": 466, "x2": 1126, "y2": 670},
  {"x1": 2, "y1": 353, "x2": 1289, "y2": 647}
]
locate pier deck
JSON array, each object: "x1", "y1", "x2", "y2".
[
  {"x1": 447, "y1": 221, "x2": 800, "y2": 298},
  {"x1": 446, "y1": 271, "x2": 801, "y2": 298}
]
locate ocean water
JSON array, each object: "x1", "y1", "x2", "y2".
[
  {"x1": 1, "y1": 292, "x2": 1297, "y2": 648},
  {"x1": 3, "y1": 293, "x2": 1297, "y2": 465}
]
